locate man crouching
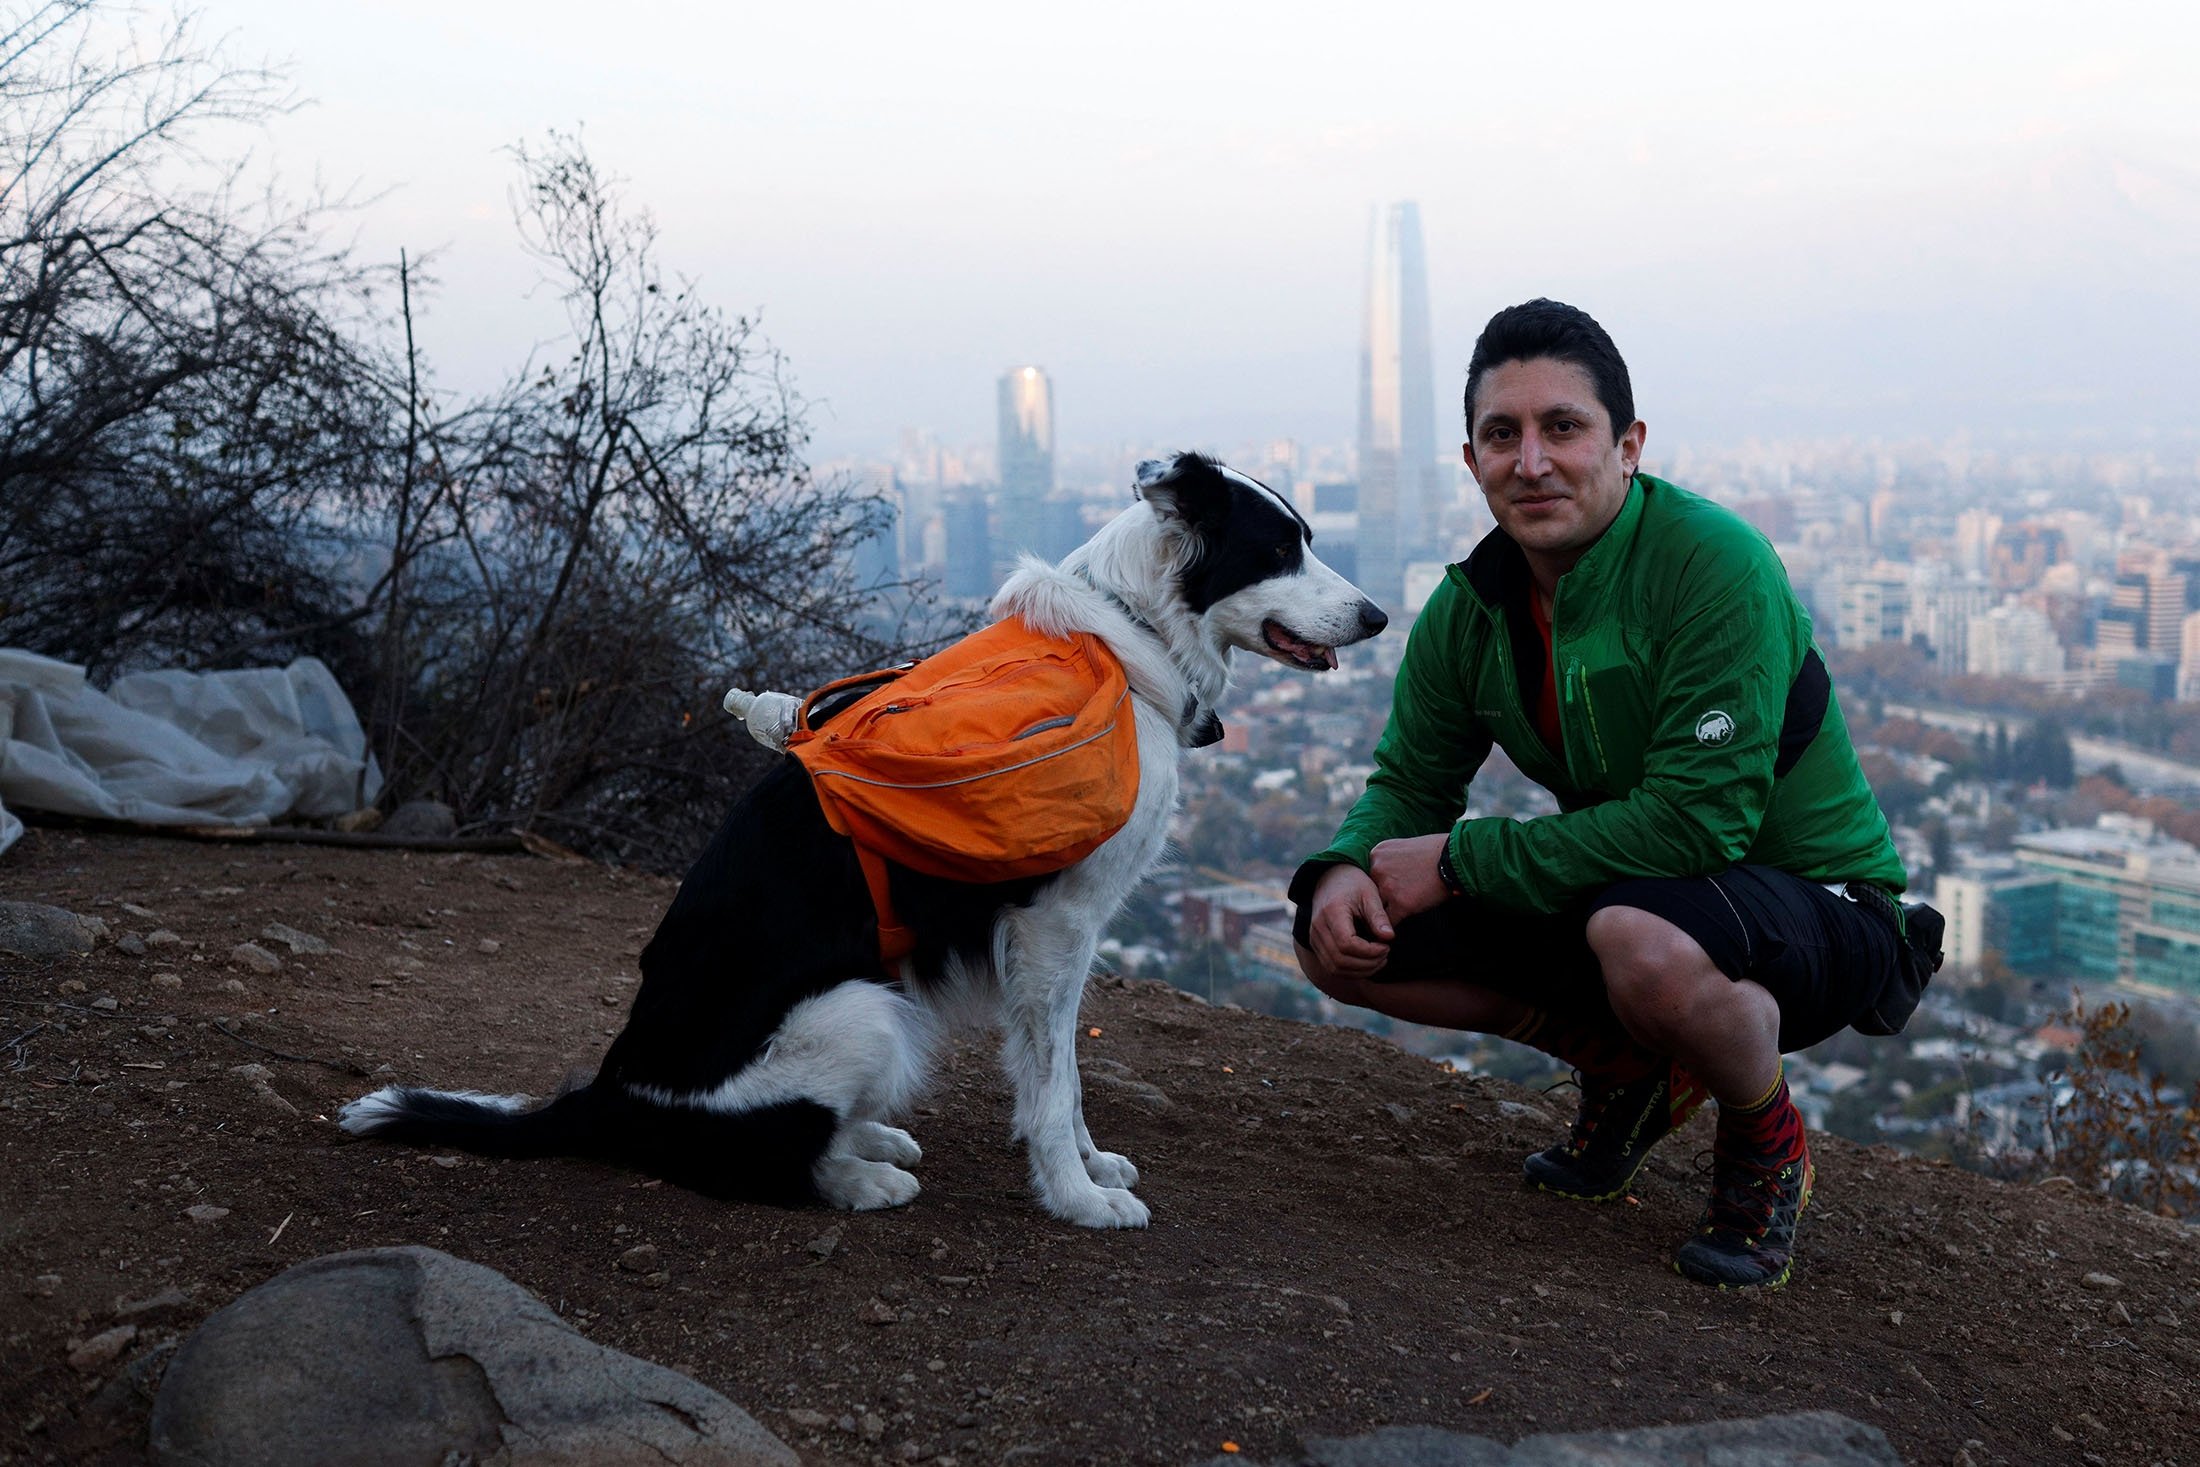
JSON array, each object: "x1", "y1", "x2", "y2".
[{"x1": 1292, "y1": 299, "x2": 1940, "y2": 1289}]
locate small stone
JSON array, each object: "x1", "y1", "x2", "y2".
[
  {"x1": 836, "y1": 1415, "x2": 855, "y2": 1434},
  {"x1": 219, "y1": 978, "x2": 247, "y2": 996},
  {"x1": 251, "y1": 1085, "x2": 299, "y2": 1118},
  {"x1": 428, "y1": 1154, "x2": 460, "y2": 1169},
  {"x1": 2081, "y1": 1272, "x2": 2122, "y2": 1291},
  {"x1": 116, "y1": 933, "x2": 147, "y2": 957},
  {"x1": 145, "y1": 930, "x2": 185, "y2": 949},
  {"x1": 67, "y1": 1324, "x2": 137, "y2": 1370},
  {"x1": 333, "y1": 807, "x2": 383, "y2": 833},
  {"x1": 617, "y1": 1244, "x2": 660, "y2": 1273},
  {"x1": 1888, "y1": 1310, "x2": 1903, "y2": 1327},
  {"x1": 184, "y1": 1205, "x2": 229, "y2": 1224},
  {"x1": 859, "y1": 1297, "x2": 899, "y2": 1325},
  {"x1": 805, "y1": 1226, "x2": 843, "y2": 1260},
  {"x1": 1383, "y1": 1101, "x2": 1413, "y2": 1123},
  {"x1": 230, "y1": 1063, "x2": 273, "y2": 1082},
  {"x1": 29, "y1": 1273, "x2": 62, "y2": 1297},
  {"x1": 477, "y1": 939, "x2": 502, "y2": 955},
  {"x1": 859, "y1": 1412, "x2": 885, "y2": 1440},
  {"x1": 259, "y1": 924, "x2": 330, "y2": 956},
  {"x1": 926, "y1": 1358, "x2": 948, "y2": 1372},
  {"x1": 115, "y1": 1285, "x2": 188, "y2": 1318},
  {"x1": 229, "y1": 943, "x2": 281, "y2": 975},
  {"x1": 121, "y1": 903, "x2": 160, "y2": 921},
  {"x1": 786, "y1": 1408, "x2": 830, "y2": 1429},
  {"x1": 58, "y1": 978, "x2": 87, "y2": 996},
  {"x1": 88, "y1": 996, "x2": 119, "y2": 1012},
  {"x1": 149, "y1": 973, "x2": 182, "y2": 990},
  {"x1": 387, "y1": 956, "x2": 425, "y2": 975}
]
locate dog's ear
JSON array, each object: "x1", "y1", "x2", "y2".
[
  {"x1": 1135, "y1": 453, "x2": 1225, "y2": 527},
  {"x1": 1132, "y1": 456, "x2": 1181, "y2": 498}
]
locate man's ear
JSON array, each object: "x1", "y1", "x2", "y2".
[
  {"x1": 1460, "y1": 440, "x2": 1481, "y2": 485},
  {"x1": 1618, "y1": 420, "x2": 1646, "y2": 477}
]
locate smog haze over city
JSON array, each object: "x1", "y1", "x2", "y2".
[{"x1": 191, "y1": 0, "x2": 2200, "y2": 461}]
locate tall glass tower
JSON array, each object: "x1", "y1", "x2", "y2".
[
  {"x1": 997, "y1": 366, "x2": 1055, "y2": 567},
  {"x1": 1355, "y1": 202, "x2": 1438, "y2": 610}
]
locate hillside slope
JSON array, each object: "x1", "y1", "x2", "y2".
[{"x1": 2, "y1": 830, "x2": 2194, "y2": 1466}]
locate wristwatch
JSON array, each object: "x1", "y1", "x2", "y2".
[{"x1": 1436, "y1": 840, "x2": 1467, "y2": 900}]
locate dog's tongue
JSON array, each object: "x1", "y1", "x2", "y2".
[{"x1": 1265, "y1": 621, "x2": 1338, "y2": 669}]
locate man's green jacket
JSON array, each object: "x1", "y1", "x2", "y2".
[{"x1": 1295, "y1": 474, "x2": 1904, "y2": 915}]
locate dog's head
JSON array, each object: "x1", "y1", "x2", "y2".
[{"x1": 1133, "y1": 452, "x2": 1388, "y2": 671}]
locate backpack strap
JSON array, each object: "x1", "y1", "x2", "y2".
[{"x1": 854, "y1": 842, "x2": 914, "y2": 978}]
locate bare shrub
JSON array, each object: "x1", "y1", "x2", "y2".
[
  {"x1": 1, "y1": 4, "x2": 930, "y2": 868},
  {"x1": 0, "y1": 0, "x2": 398, "y2": 678},
  {"x1": 366, "y1": 134, "x2": 907, "y2": 863},
  {"x1": 1963, "y1": 994, "x2": 2200, "y2": 1218}
]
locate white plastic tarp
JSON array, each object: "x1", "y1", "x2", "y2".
[{"x1": 0, "y1": 649, "x2": 382, "y2": 857}]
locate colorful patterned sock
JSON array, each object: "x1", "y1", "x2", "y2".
[{"x1": 1717, "y1": 1062, "x2": 1805, "y2": 1159}]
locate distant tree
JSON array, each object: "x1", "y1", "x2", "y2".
[
  {"x1": 1926, "y1": 819, "x2": 1954, "y2": 876},
  {"x1": 2011, "y1": 717, "x2": 2075, "y2": 788}
]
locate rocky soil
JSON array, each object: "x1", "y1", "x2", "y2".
[{"x1": 2, "y1": 828, "x2": 2196, "y2": 1466}]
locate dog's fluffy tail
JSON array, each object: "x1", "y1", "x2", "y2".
[{"x1": 338, "y1": 1081, "x2": 837, "y2": 1204}]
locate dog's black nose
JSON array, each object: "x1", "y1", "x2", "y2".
[{"x1": 1358, "y1": 600, "x2": 1389, "y2": 637}]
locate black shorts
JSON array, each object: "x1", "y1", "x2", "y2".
[{"x1": 1370, "y1": 864, "x2": 1907, "y2": 1052}]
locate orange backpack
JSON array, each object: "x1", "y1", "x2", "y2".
[{"x1": 786, "y1": 618, "x2": 1142, "y2": 968}]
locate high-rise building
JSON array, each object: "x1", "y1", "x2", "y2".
[
  {"x1": 996, "y1": 366, "x2": 1056, "y2": 568},
  {"x1": 944, "y1": 491, "x2": 992, "y2": 600},
  {"x1": 1355, "y1": 202, "x2": 1439, "y2": 611},
  {"x1": 1965, "y1": 604, "x2": 2065, "y2": 680}
]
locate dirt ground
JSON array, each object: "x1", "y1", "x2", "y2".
[{"x1": 2, "y1": 828, "x2": 2196, "y2": 1467}]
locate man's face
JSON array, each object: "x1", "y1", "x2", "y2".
[{"x1": 1463, "y1": 357, "x2": 1646, "y2": 586}]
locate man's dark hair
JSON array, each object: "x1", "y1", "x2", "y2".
[{"x1": 1462, "y1": 299, "x2": 1634, "y2": 443}]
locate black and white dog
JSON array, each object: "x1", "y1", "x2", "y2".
[{"x1": 340, "y1": 453, "x2": 1386, "y2": 1228}]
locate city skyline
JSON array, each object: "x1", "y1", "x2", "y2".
[{"x1": 171, "y1": 2, "x2": 2200, "y2": 464}]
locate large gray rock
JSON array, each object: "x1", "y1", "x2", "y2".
[
  {"x1": 148, "y1": 1246, "x2": 796, "y2": 1467},
  {"x1": 1215, "y1": 1412, "x2": 1903, "y2": 1466},
  {"x1": 0, "y1": 898, "x2": 99, "y2": 958}
]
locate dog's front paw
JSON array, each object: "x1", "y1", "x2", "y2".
[
  {"x1": 1045, "y1": 1181, "x2": 1150, "y2": 1230},
  {"x1": 846, "y1": 1121, "x2": 923, "y2": 1167},
  {"x1": 815, "y1": 1156, "x2": 921, "y2": 1211},
  {"x1": 1082, "y1": 1149, "x2": 1140, "y2": 1190}
]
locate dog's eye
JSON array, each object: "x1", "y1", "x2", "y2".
[{"x1": 1273, "y1": 544, "x2": 1292, "y2": 566}]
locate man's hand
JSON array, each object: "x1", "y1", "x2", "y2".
[
  {"x1": 1301, "y1": 863, "x2": 1396, "y2": 983},
  {"x1": 1368, "y1": 833, "x2": 1453, "y2": 926}
]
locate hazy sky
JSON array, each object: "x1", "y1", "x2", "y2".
[{"x1": 189, "y1": 0, "x2": 2200, "y2": 467}]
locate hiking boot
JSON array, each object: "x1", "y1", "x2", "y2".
[
  {"x1": 1522, "y1": 1063, "x2": 1707, "y2": 1202},
  {"x1": 1672, "y1": 1126, "x2": 1815, "y2": 1289}
]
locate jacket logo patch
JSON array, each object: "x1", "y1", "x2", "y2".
[{"x1": 1696, "y1": 710, "x2": 1736, "y2": 746}]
